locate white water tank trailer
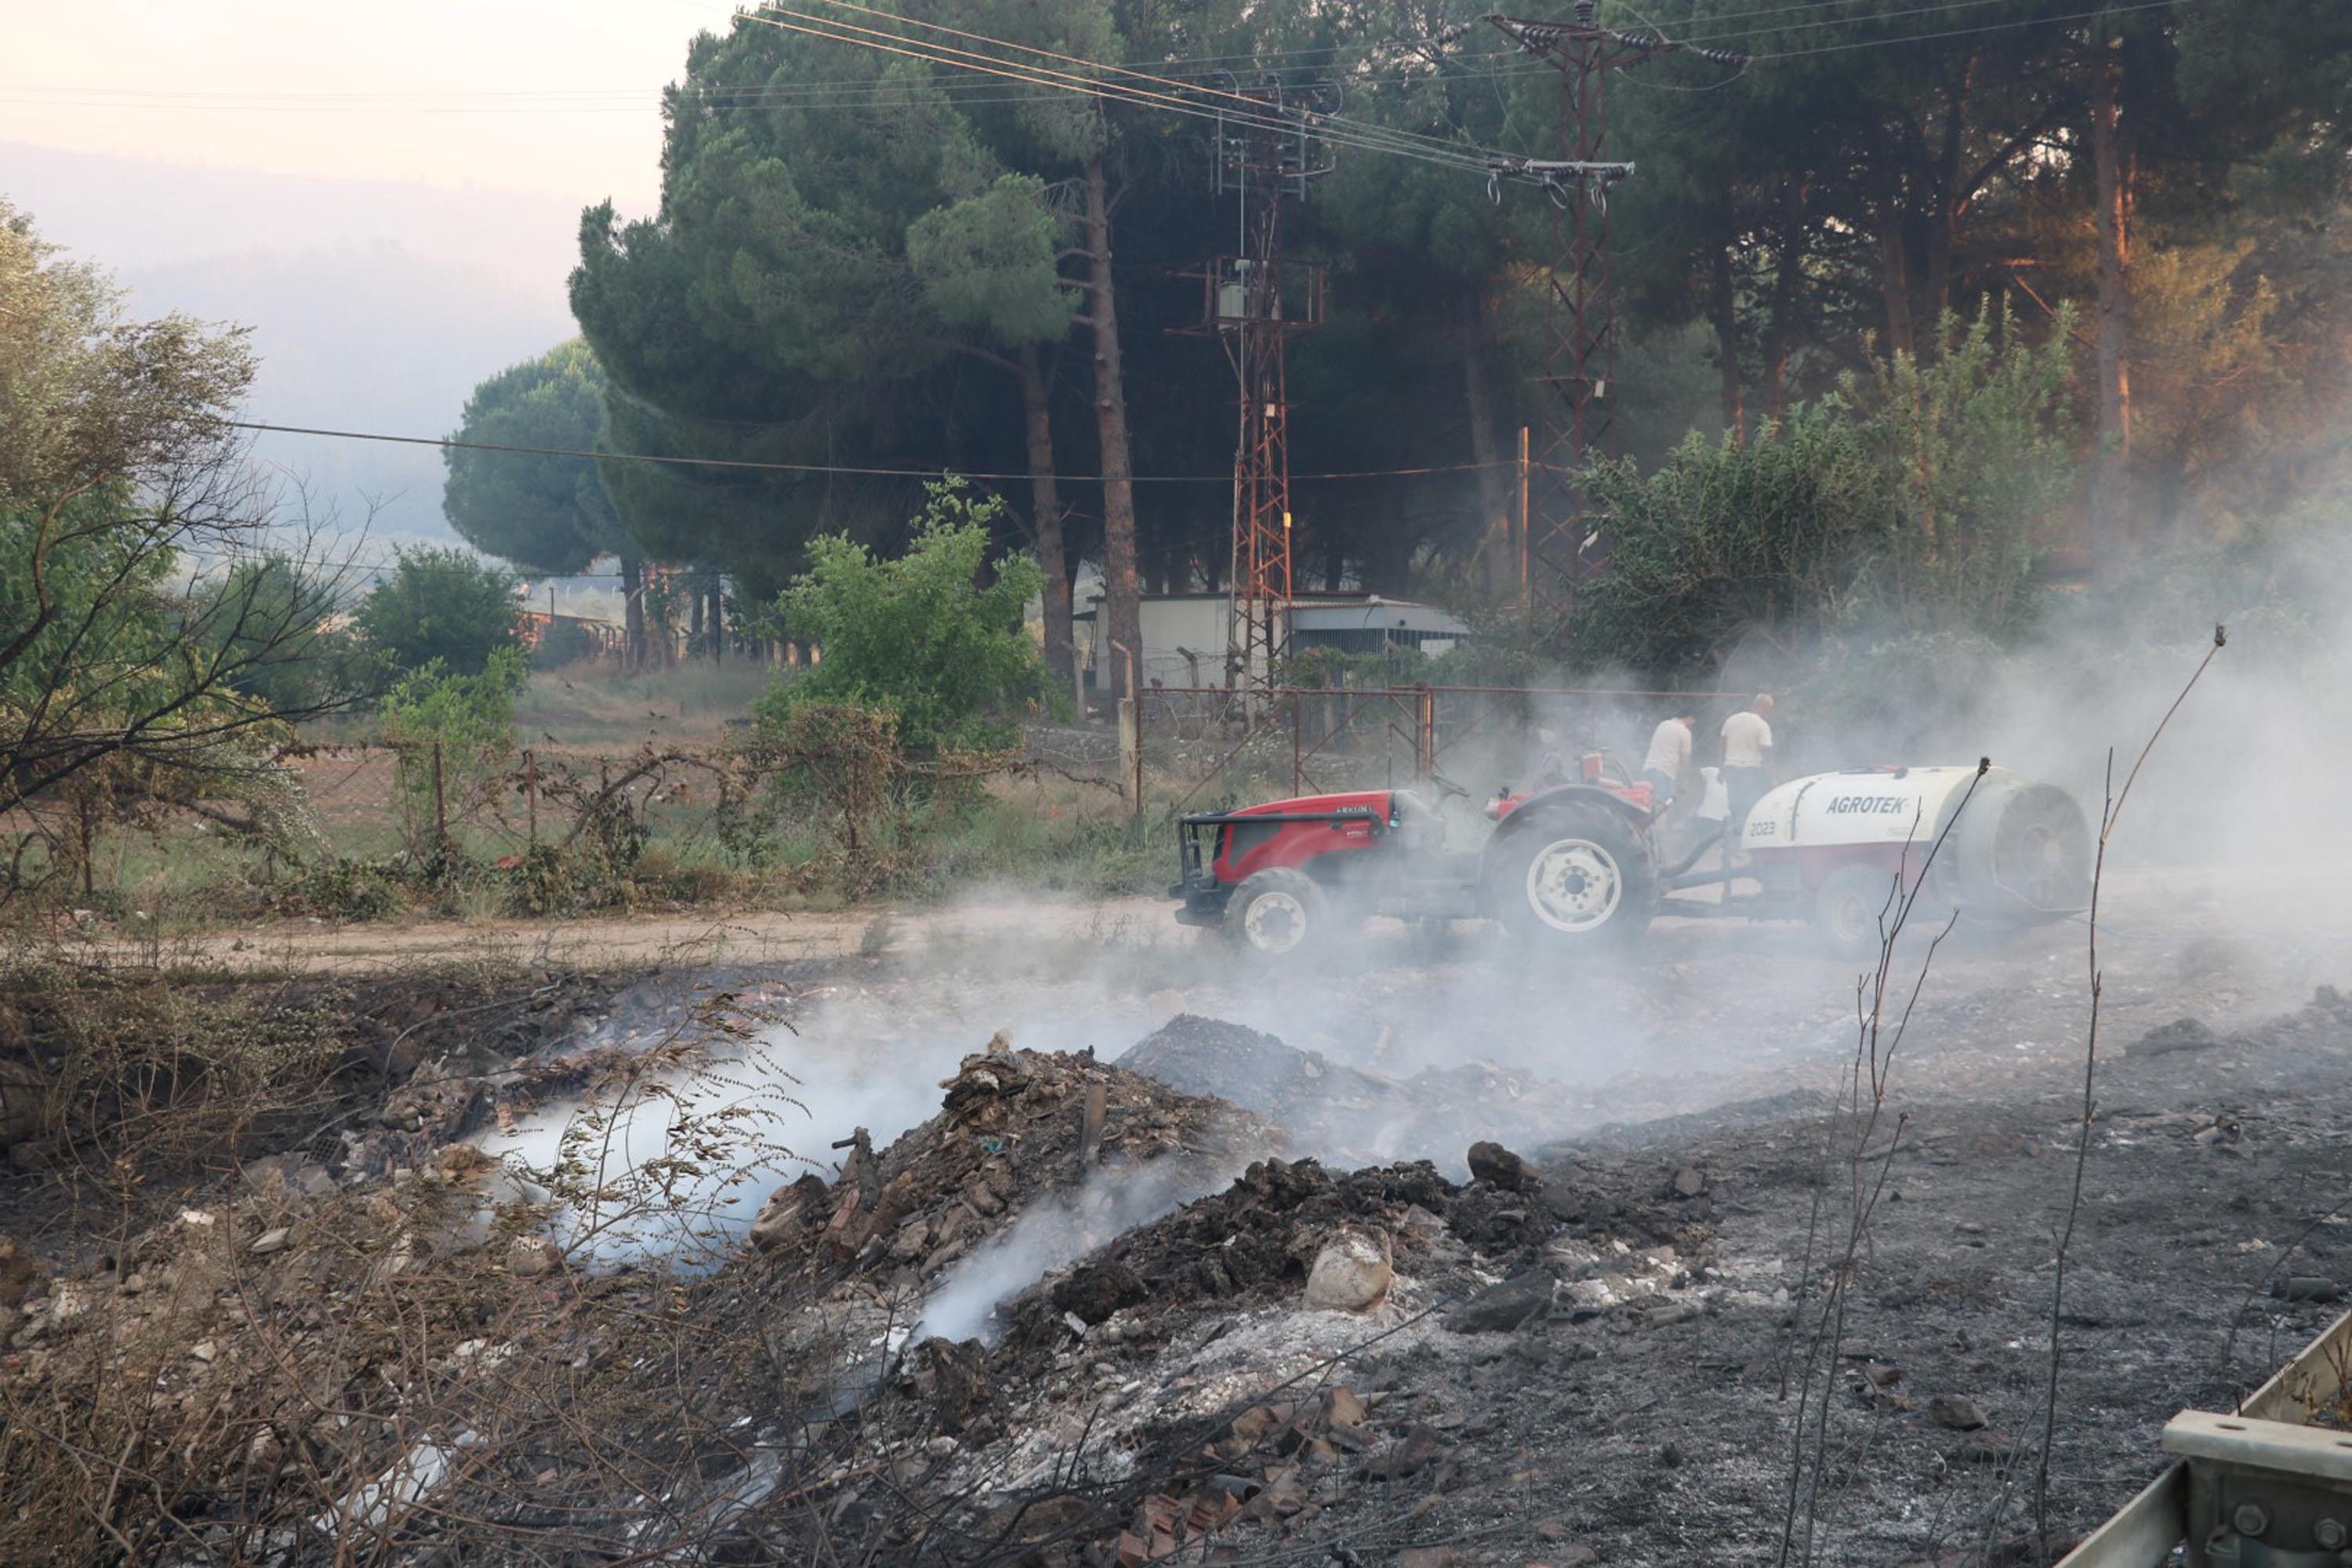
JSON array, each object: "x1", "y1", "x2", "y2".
[{"x1": 1733, "y1": 764, "x2": 2090, "y2": 953}]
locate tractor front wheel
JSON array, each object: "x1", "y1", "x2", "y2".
[
  {"x1": 1490, "y1": 805, "x2": 1655, "y2": 945},
  {"x1": 1225, "y1": 868, "x2": 1328, "y2": 960}
]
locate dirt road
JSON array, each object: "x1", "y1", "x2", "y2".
[{"x1": 90, "y1": 897, "x2": 1184, "y2": 975}]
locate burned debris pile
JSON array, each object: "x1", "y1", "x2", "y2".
[
  {"x1": 994, "y1": 1154, "x2": 1542, "y2": 1353},
  {"x1": 1120, "y1": 1013, "x2": 1585, "y2": 1169},
  {"x1": 745, "y1": 1033, "x2": 1287, "y2": 1293},
  {"x1": 855, "y1": 1137, "x2": 1729, "y2": 1563},
  {"x1": 612, "y1": 1015, "x2": 1742, "y2": 1566}
]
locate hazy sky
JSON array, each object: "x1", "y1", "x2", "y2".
[
  {"x1": 1, "y1": 0, "x2": 731, "y2": 209},
  {"x1": 4, "y1": 2, "x2": 739, "y2": 553}
]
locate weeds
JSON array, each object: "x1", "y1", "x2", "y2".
[
  {"x1": 0, "y1": 945, "x2": 848, "y2": 1563},
  {"x1": 2031, "y1": 626, "x2": 2225, "y2": 1554},
  {"x1": 1779, "y1": 760, "x2": 1986, "y2": 1568}
]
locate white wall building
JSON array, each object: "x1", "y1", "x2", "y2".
[{"x1": 1071, "y1": 590, "x2": 1470, "y2": 691}]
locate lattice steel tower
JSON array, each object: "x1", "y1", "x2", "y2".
[
  {"x1": 1189, "y1": 85, "x2": 1328, "y2": 695},
  {"x1": 1486, "y1": 3, "x2": 1741, "y2": 628}
]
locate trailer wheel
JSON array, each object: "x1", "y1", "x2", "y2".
[
  {"x1": 1491, "y1": 805, "x2": 1654, "y2": 943},
  {"x1": 1225, "y1": 869, "x2": 1327, "y2": 960},
  {"x1": 1815, "y1": 864, "x2": 1899, "y2": 958}
]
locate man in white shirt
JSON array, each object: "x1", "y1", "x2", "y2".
[
  {"x1": 1641, "y1": 704, "x2": 1698, "y2": 808},
  {"x1": 1719, "y1": 694, "x2": 1776, "y2": 847}
]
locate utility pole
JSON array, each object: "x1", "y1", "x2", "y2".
[
  {"x1": 1484, "y1": 3, "x2": 1743, "y2": 631},
  {"x1": 1179, "y1": 83, "x2": 1330, "y2": 706}
]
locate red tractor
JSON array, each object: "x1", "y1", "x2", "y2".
[
  {"x1": 1173, "y1": 761, "x2": 1662, "y2": 956},
  {"x1": 1173, "y1": 760, "x2": 2091, "y2": 958}
]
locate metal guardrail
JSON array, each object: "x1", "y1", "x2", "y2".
[{"x1": 2061, "y1": 1308, "x2": 2352, "y2": 1566}]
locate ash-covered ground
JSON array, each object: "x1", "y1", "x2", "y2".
[{"x1": 5, "y1": 867, "x2": 2349, "y2": 1566}]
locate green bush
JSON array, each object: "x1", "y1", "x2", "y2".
[
  {"x1": 203, "y1": 554, "x2": 370, "y2": 717},
  {"x1": 1570, "y1": 402, "x2": 1896, "y2": 674},
  {"x1": 757, "y1": 481, "x2": 1052, "y2": 753},
  {"x1": 528, "y1": 619, "x2": 602, "y2": 670},
  {"x1": 279, "y1": 856, "x2": 415, "y2": 921},
  {"x1": 378, "y1": 648, "x2": 526, "y2": 861},
  {"x1": 358, "y1": 546, "x2": 522, "y2": 677},
  {"x1": 1570, "y1": 302, "x2": 2072, "y2": 680}
]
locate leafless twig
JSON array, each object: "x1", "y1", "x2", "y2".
[
  {"x1": 1780, "y1": 761, "x2": 1987, "y2": 1568},
  {"x1": 2032, "y1": 625, "x2": 2225, "y2": 1552}
]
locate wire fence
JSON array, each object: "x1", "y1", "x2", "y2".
[
  {"x1": 271, "y1": 743, "x2": 705, "y2": 866},
  {"x1": 10, "y1": 684, "x2": 1761, "y2": 920},
  {"x1": 1028, "y1": 682, "x2": 1730, "y2": 811}
]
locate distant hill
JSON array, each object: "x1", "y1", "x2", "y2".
[
  {"x1": 4, "y1": 144, "x2": 587, "y2": 554},
  {"x1": 126, "y1": 245, "x2": 574, "y2": 549}
]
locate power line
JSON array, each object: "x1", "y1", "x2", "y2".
[
  {"x1": 731, "y1": 4, "x2": 1501, "y2": 173},
  {"x1": 783, "y1": 0, "x2": 1510, "y2": 162},
  {"x1": 227, "y1": 419, "x2": 1504, "y2": 485},
  {"x1": 1741, "y1": 0, "x2": 2179, "y2": 59},
  {"x1": 761, "y1": 0, "x2": 1512, "y2": 164},
  {"x1": 1642, "y1": 0, "x2": 2082, "y2": 45},
  {"x1": 0, "y1": 71, "x2": 1528, "y2": 118},
  {"x1": 5, "y1": 4, "x2": 2175, "y2": 124},
  {"x1": 0, "y1": 46, "x2": 1523, "y2": 111}
]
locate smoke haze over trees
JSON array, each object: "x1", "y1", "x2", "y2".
[{"x1": 444, "y1": 0, "x2": 2352, "y2": 679}]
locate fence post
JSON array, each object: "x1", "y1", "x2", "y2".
[
  {"x1": 430, "y1": 741, "x2": 448, "y2": 858},
  {"x1": 524, "y1": 748, "x2": 538, "y2": 850},
  {"x1": 1290, "y1": 691, "x2": 1303, "y2": 795},
  {"x1": 1417, "y1": 686, "x2": 1437, "y2": 785},
  {"x1": 1117, "y1": 696, "x2": 1142, "y2": 819}
]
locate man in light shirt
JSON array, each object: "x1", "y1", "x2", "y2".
[
  {"x1": 1641, "y1": 704, "x2": 1698, "y2": 808},
  {"x1": 1719, "y1": 693, "x2": 1776, "y2": 848}
]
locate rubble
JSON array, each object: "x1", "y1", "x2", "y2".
[
  {"x1": 1928, "y1": 1394, "x2": 1988, "y2": 1431},
  {"x1": 1119, "y1": 1014, "x2": 1584, "y2": 1170},
  {"x1": 1445, "y1": 1269, "x2": 1554, "y2": 1334},
  {"x1": 2129, "y1": 1016, "x2": 2222, "y2": 1058},
  {"x1": 744, "y1": 1038, "x2": 1284, "y2": 1293},
  {"x1": 1302, "y1": 1227, "x2": 1394, "y2": 1311}
]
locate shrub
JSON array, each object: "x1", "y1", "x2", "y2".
[
  {"x1": 358, "y1": 545, "x2": 522, "y2": 677},
  {"x1": 757, "y1": 481, "x2": 1051, "y2": 753},
  {"x1": 529, "y1": 618, "x2": 603, "y2": 670},
  {"x1": 378, "y1": 648, "x2": 527, "y2": 859},
  {"x1": 1569, "y1": 302, "x2": 2073, "y2": 679}
]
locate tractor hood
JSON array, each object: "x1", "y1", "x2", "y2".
[{"x1": 1224, "y1": 790, "x2": 1397, "y2": 822}]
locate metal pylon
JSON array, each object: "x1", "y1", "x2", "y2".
[
  {"x1": 1178, "y1": 84, "x2": 1330, "y2": 703},
  {"x1": 1486, "y1": 5, "x2": 1741, "y2": 630}
]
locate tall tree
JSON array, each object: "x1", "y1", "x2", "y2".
[
  {"x1": 442, "y1": 340, "x2": 654, "y2": 666},
  {"x1": 572, "y1": 2, "x2": 1148, "y2": 693},
  {"x1": 2085, "y1": 27, "x2": 2133, "y2": 581},
  {"x1": 0, "y1": 200, "x2": 364, "y2": 838}
]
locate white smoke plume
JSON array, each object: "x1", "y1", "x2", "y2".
[{"x1": 914, "y1": 1153, "x2": 1249, "y2": 1345}]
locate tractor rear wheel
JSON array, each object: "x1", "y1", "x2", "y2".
[
  {"x1": 1225, "y1": 869, "x2": 1327, "y2": 960},
  {"x1": 1490, "y1": 804, "x2": 1655, "y2": 944}
]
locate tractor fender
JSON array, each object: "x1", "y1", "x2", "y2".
[
  {"x1": 1485, "y1": 784, "x2": 1656, "y2": 847},
  {"x1": 1479, "y1": 785, "x2": 1658, "y2": 916}
]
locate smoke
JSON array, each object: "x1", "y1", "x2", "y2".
[
  {"x1": 1775, "y1": 498, "x2": 2352, "y2": 995},
  {"x1": 914, "y1": 1154, "x2": 1245, "y2": 1344},
  {"x1": 478, "y1": 483, "x2": 2352, "y2": 1282}
]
